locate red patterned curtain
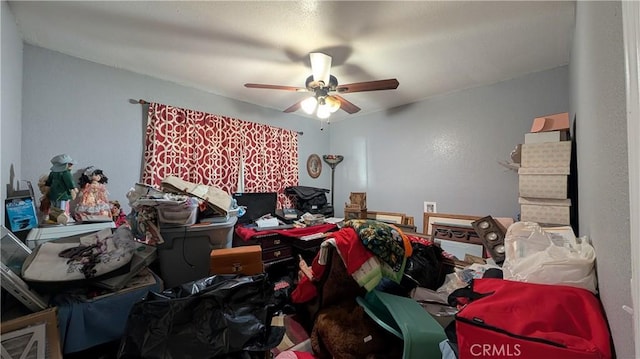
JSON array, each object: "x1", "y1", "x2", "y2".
[
  {"x1": 241, "y1": 121, "x2": 298, "y2": 208},
  {"x1": 142, "y1": 103, "x2": 298, "y2": 208}
]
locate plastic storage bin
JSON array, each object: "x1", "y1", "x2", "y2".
[
  {"x1": 156, "y1": 198, "x2": 199, "y2": 225},
  {"x1": 157, "y1": 216, "x2": 237, "y2": 288}
]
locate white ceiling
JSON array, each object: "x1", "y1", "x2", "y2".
[{"x1": 8, "y1": 1, "x2": 575, "y2": 121}]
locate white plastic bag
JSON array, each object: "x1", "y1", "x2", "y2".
[{"x1": 502, "y1": 222, "x2": 598, "y2": 293}]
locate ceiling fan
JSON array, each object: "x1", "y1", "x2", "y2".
[{"x1": 244, "y1": 53, "x2": 399, "y2": 119}]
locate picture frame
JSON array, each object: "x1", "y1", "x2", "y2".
[
  {"x1": 423, "y1": 213, "x2": 485, "y2": 261},
  {"x1": 366, "y1": 211, "x2": 406, "y2": 225},
  {"x1": 1, "y1": 226, "x2": 49, "y2": 312},
  {"x1": 422, "y1": 212, "x2": 482, "y2": 236},
  {"x1": 0, "y1": 307, "x2": 63, "y2": 359},
  {"x1": 423, "y1": 201, "x2": 437, "y2": 214},
  {"x1": 306, "y1": 154, "x2": 322, "y2": 178}
]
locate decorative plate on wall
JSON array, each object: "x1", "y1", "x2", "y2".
[{"x1": 306, "y1": 154, "x2": 322, "y2": 178}]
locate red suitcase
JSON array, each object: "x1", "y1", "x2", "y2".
[{"x1": 452, "y1": 278, "x2": 611, "y2": 359}]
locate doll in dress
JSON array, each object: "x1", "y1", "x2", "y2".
[
  {"x1": 110, "y1": 200, "x2": 128, "y2": 227},
  {"x1": 75, "y1": 166, "x2": 112, "y2": 221}
]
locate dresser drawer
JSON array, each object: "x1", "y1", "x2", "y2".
[
  {"x1": 262, "y1": 245, "x2": 293, "y2": 263},
  {"x1": 260, "y1": 235, "x2": 287, "y2": 250}
]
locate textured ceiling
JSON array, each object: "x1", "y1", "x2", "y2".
[{"x1": 8, "y1": 1, "x2": 575, "y2": 121}]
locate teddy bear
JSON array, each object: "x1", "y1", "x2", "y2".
[
  {"x1": 311, "y1": 301, "x2": 404, "y2": 359},
  {"x1": 307, "y1": 248, "x2": 404, "y2": 359}
]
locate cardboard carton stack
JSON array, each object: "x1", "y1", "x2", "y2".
[{"x1": 518, "y1": 112, "x2": 572, "y2": 225}]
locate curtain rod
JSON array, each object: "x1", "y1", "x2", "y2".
[{"x1": 134, "y1": 99, "x2": 303, "y2": 135}]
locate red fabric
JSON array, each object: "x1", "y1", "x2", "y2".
[
  {"x1": 235, "y1": 223, "x2": 337, "y2": 241},
  {"x1": 328, "y1": 227, "x2": 374, "y2": 275},
  {"x1": 456, "y1": 278, "x2": 611, "y2": 359},
  {"x1": 291, "y1": 227, "x2": 376, "y2": 304},
  {"x1": 406, "y1": 233, "x2": 435, "y2": 246},
  {"x1": 292, "y1": 352, "x2": 316, "y2": 359},
  {"x1": 291, "y1": 253, "x2": 328, "y2": 304},
  {"x1": 290, "y1": 275, "x2": 318, "y2": 304},
  {"x1": 142, "y1": 102, "x2": 298, "y2": 208},
  {"x1": 274, "y1": 352, "x2": 316, "y2": 359}
]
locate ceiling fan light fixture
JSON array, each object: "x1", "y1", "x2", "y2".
[
  {"x1": 316, "y1": 106, "x2": 331, "y2": 119},
  {"x1": 301, "y1": 96, "x2": 318, "y2": 114},
  {"x1": 310, "y1": 52, "x2": 332, "y2": 85},
  {"x1": 324, "y1": 95, "x2": 341, "y2": 113}
]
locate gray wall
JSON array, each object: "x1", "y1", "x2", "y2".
[
  {"x1": 1, "y1": 1, "x2": 24, "y2": 226},
  {"x1": 2, "y1": 2, "x2": 635, "y2": 355},
  {"x1": 20, "y1": 42, "x2": 569, "y2": 231},
  {"x1": 20, "y1": 45, "x2": 330, "y2": 214},
  {"x1": 330, "y1": 66, "x2": 569, "y2": 232},
  {"x1": 570, "y1": 2, "x2": 634, "y2": 356}
]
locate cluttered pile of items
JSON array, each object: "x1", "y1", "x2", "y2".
[
  {"x1": 268, "y1": 216, "x2": 611, "y2": 359},
  {"x1": 1, "y1": 174, "x2": 246, "y2": 357},
  {"x1": 0, "y1": 223, "x2": 162, "y2": 356},
  {"x1": 124, "y1": 175, "x2": 243, "y2": 243},
  {"x1": 232, "y1": 186, "x2": 341, "y2": 232}
]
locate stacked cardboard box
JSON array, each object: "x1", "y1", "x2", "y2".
[
  {"x1": 518, "y1": 113, "x2": 572, "y2": 225},
  {"x1": 344, "y1": 192, "x2": 367, "y2": 220}
]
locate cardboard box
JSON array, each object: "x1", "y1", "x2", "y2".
[
  {"x1": 524, "y1": 130, "x2": 569, "y2": 144},
  {"x1": 344, "y1": 208, "x2": 367, "y2": 220},
  {"x1": 520, "y1": 141, "x2": 572, "y2": 169},
  {"x1": 519, "y1": 197, "x2": 571, "y2": 225},
  {"x1": 530, "y1": 112, "x2": 570, "y2": 133},
  {"x1": 519, "y1": 173, "x2": 569, "y2": 199},
  {"x1": 210, "y1": 245, "x2": 263, "y2": 275}
]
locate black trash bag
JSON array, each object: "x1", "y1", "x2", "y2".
[
  {"x1": 404, "y1": 242, "x2": 454, "y2": 290},
  {"x1": 118, "y1": 274, "x2": 285, "y2": 359}
]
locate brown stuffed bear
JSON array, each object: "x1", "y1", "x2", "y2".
[
  {"x1": 308, "y1": 248, "x2": 404, "y2": 359},
  {"x1": 311, "y1": 301, "x2": 403, "y2": 359}
]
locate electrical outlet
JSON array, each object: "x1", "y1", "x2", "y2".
[{"x1": 424, "y1": 201, "x2": 437, "y2": 213}]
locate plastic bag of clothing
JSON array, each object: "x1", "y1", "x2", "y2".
[
  {"x1": 501, "y1": 222, "x2": 597, "y2": 293},
  {"x1": 118, "y1": 274, "x2": 285, "y2": 359}
]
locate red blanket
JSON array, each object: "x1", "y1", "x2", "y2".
[{"x1": 235, "y1": 223, "x2": 337, "y2": 241}]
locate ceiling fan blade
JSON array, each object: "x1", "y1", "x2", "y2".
[
  {"x1": 333, "y1": 95, "x2": 361, "y2": 114},
  {"x1": 244, "y1": 83, "x2": 308, "y2": 92},
  {"x1": 310, "y1": 52, "x2": 332, "y2": 84},
  {"x1": 283, "y1": 100, "x2": 302, "y2": 113},
  {"x1": 336, "y1": 79, "x2": 399, "y2": 94}
]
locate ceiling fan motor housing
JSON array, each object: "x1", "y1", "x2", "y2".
[{"x1": 305, "y1": 75, "x2": 338, "y2": 91}]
